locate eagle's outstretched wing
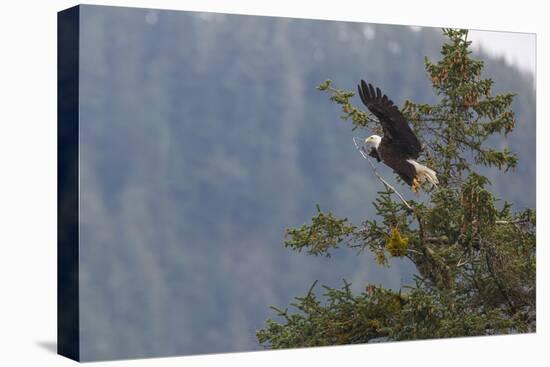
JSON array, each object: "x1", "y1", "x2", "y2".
[{"x1": 357, "y1": 80, "x2": 421, "y2": 159}]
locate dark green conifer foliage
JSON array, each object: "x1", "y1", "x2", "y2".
[{"x1": 257, "y1": 29, "x2": 535, "y2": 348}]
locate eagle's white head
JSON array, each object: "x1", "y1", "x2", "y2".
[{"x1": 365, "y1": 135, "x2": 382, "y2": 149}]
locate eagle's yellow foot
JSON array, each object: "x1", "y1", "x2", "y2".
[{"x1": 411, "y1": 177, "x2": 421, "y2": 194}]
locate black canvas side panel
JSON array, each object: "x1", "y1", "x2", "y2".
[{"x1": 57, "y1": 5, "x2": 80, "y2": 362}]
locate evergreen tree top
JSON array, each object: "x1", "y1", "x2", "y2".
[{"x1": 257, "y1": 28, "x2": 535, "y2": 349}]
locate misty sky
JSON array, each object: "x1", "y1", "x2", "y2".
[{"x1": 469, "y1": 29, "x2": 535, "y2": 76}]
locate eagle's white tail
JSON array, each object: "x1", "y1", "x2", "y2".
[{"x1": 407, "y1": 160, "x2": 439, "y2": 188}]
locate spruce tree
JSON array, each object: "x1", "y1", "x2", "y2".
[{"x1": 256, "y1": 28, "x2": 535, "y2": 348}]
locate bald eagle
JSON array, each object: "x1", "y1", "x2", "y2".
[{"x1": 357, "y1": 80, "x2": 438, "y2": 193}]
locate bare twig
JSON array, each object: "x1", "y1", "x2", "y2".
[
  {"x1": 425, "y1": 236, "x2": 449, "y2": 244},
  {"x1": 456, "y1": 258, "x2": 467, "y2": 267},
  {"x1": 495, "y1": 219, "x2": 531, "y2": 225},
  {"x1": 353, "y1": 137, "x2": 413, "y2": 211}
]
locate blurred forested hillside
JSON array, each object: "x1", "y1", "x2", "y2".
[{"x1": 76, "y1": 5, "x2": 535, "y2": 361}]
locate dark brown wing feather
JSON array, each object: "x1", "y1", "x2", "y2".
[{"x1": 357, "y1": 80, "x2": 421, "y2": 159}]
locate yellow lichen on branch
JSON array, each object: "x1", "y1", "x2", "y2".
[{"x1": 385, "y1": 227, "x2": 409, "y2": 257}]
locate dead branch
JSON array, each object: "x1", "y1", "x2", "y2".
[{"x1": 495, "y1": 219, "x2": 531, "y2": 225}]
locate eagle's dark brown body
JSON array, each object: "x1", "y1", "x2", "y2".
[
  {"x1": 378, "y1": 144, "x2": 417, "y2": 186},
  {"x1": 359, "y1": 80, "x2": 438, "y2": 191},
  {"x1": 368, "y1": 146, "x2": 416, "y2": 185}
]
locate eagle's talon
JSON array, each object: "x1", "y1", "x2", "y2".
[{"x1": 412, "y1": 177, "x2": 421, "y2": 194}]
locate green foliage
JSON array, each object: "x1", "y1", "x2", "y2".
[
  {"x1": 411, "y1": 28, "x2": 518, "y2": 182},
  {"x1": 317, "y1": 79, "x2": 373, "y2": 131},
  {"x1": 257, "y1": 280, "x2": 407, "y2": 348},
  {"x1": 284, "y1": 204, "x2": 356, "y2": 257},
  {"x1": 257, "y1": 29, "x2": 535, "y2": 348}
]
